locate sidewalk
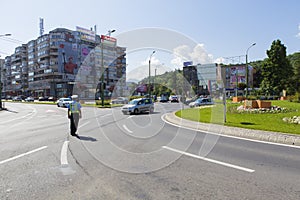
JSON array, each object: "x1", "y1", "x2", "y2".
[{"x1": 164, "y1": 112, "x2": 300, "y2": 147}]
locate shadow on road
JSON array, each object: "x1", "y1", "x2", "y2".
[
  {"x1": 79, "y1": 136, "x2": 97, "y2": 142},
  {"x1": 5, "y1": 109, "x2": 18, "y2": 113}
]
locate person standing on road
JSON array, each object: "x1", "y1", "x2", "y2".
[{"x1": 67, "y1": 95, "x2": 82, "y2": 139}]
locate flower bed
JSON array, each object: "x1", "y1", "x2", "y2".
[
  {"x1": 283, "y1": 116, "x2": 300, "y2": 124},
  {"x1": 236, "y1": 105, "x2": 290, "y2": 114}
]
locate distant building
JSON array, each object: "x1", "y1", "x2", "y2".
[
  {"x1": 183, "y1": 62, "x2": 254, "y2": 97},
  {"x1": 2, "y1": 27, "x2": 126, "y2": 99},
  {"x1": 183, "y1": 63, "x2": 218, "y2": 96}
]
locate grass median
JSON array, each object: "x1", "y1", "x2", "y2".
[{"x1": 176, "y1": 100, "x2": 300, "y2": 135}]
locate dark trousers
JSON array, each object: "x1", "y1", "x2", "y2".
[{"x1": 70, "y1": 113, "x2": 80, "y2": 135}]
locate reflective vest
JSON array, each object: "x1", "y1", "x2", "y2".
[{"x1": 69, "y1": 102, "x2": 80, "y2": 114}]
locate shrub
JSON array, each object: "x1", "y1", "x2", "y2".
[
  {"x1": 95, "y1": 100, "x2": 111, "y2": 106},
  {"x1": 287, "y1": 92, "x2": 300, "y2": 103}
]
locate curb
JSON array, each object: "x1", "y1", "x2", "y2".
[{"x1": 164, "y1": 112, "x2": 300, "y2": 147}]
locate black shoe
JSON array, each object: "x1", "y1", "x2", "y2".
[{"x1": 75, "y1": 134, "x2": 80, "y2": 139}]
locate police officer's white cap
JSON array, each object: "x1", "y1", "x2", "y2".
[{"x1": 71, "y1": 95, "x2": 78, "y2": 99}]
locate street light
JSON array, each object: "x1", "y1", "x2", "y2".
[
  {"x1": 101, "y1": 29, "x2": 116, "y2": 106},
  {"x1": 245, "y1": 43, "x2": 256, "y2": 99},
  {"x1": 0, "y1": 33, "x2": 11, "y2": 37},
  {"x1": 0, "y1": 33, "x2": 12, "y2": 109},
  {"x1": 148, "y1": 51, "x2": 155, "y2": 97},
  {"x1": 108, "y1": 29, "x2": 115, "y2": 36}
]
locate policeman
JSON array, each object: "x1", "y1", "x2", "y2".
[{"x1": 67, "y1": 95, "x2": 82, "y2": 138}]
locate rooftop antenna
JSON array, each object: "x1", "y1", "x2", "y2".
[{"x1": 39, "y1": 18, "x2": 44, "y2": 36}]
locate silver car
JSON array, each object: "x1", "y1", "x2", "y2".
[
  {"x1": 189, "y1": 97, "x2": 214, "y2": 108},
  {"x1": 121, "y1": 98, "x2": 154, "y2": 114}
]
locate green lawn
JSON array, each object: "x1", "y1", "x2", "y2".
[{"x1": 176, "y1": 101, "x2": 300, "y2": 135}]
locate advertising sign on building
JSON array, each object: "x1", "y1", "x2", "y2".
[
  {"x1": 229, "y1": 66, "x2": 246, "y2": 87},
  {"x1": 76, "y1": 26, "x2": 96, "y2": 42},
  {"x1": 183, "y1": 61, "x2": 193, "y2": 67},
  {"x1": 101, "y1": 35, "x2": 117, "y2": 47},
  {"x1": 58, "y1": 42, "x2": 79, "y2": 81}
]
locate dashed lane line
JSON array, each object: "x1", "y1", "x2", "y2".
[
  {"x1": 163, "y1": 146, "x2": 255, "y2": 173},
  {"x1": 0, "y1": 146, "x2": 48, "y2": 165}
]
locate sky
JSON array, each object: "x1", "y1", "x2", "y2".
[{"x1": 1, "y1": 0, "x2": 300, "y2": 81}]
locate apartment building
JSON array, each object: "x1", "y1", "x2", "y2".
[{"x1": 2, "y1": 27, "x2": 126, "y2": 100}]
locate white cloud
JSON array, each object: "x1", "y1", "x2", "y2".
[
  {"x1": 171, "y1": 44, "x2": 214, "y2": 67},
  {"x1": 141, "y1": 56, "x2": 160, "y2": 66},
  {"x1": 297, "y1": 24, "x2": 300, "y2": 38},
  {"x1": 214, "y1": 57, "x2": 226, "y2": 64}
]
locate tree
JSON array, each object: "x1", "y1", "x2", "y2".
[
  {"x1": 260, "y1": 40, "x2": 293, "y2": 96},
  {"x1": 287, "y1": 52, "x2": 300, "y2": 93},
  {"x1": 238, "y1": 82, "x2": 247, "y2": 90}
]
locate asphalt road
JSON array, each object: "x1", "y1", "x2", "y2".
[{"x1": 0, "y1": 102, "x2": 300, "y2": 200}]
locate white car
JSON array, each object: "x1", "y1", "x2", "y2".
[{"x1": 56, "y1": 98, "x2": 72, "y2": 107}]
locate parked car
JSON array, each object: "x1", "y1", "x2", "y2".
[
  {"x1": 25, "y1": 97, "x2": 35, "y2": 102},
  {"x1": 121, "y1": 98, "x2": 154, "y2": 115},
  {"x1": 111, "y1": 97, "x2": 128, "y2": 104},
  {"x1": 160, "y1": 95, "x2": 169, "y2": 103},
  {"x1": 189, "y1": 97, "x2": 214, "y2": 108},
  {"x1": 48, "y1": 96, "x2": 57, "y2": 102},
  {"x1": 56, "y1": 98, "x2": 72, "y2": 107},
  {"x1": 12, "y1": 96, "x2": 23, "y2": 102},
  {"x1": 169, "y1": 95, "x2": 179, "y2": 103},
  {"x1": 38, "y1": 96, "x2": 49, "y2": 101}
]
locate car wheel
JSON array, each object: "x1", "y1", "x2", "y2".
[
  {"x1": 134, "y1": 109, "x2": 139, "y2": 114},
  {"x1": 57, "y1": 104, "x2": 60, "y2": 107},
  {"x1": 149, "y1": 107, "x2": 154, "y2": 114}
]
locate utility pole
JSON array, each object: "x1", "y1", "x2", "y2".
[
  {"x1": 0, "y1": 34, "x2": 12, "y2": 109},
  {"x1": 245, "y1": 43, "x2": 256, "y2": 99},
  {"x1": 148, "y1": 51, "x2": 155, "y2": 98}
]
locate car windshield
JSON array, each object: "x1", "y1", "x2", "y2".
[{"x1": 128, "y1": 99, "x2": 139, "y2": 105}]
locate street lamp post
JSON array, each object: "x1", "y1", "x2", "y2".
[
  {"x1": 0, "y1": 34, "x2": 12, "y2": 109},
  {"x1": 245, "y1": 43, "x2": 256, "y2": 99},
  {"x1": 101, "y1": 29, "x2": 115, "y2": 106},
  {"x1": 148, "y1": 51, "x2": 155, "y2": 97}
]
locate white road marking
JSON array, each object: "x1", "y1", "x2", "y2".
[
  {"x1": 0, "y1": 146, "x2": 48, "y2": 165},
  {"x1": 123, "y1": 124, "x2": 133, "y2": 133},
  {"x1": 60, "y1": 141, "x2": 69, "y2": 166},
  {"x1": 46, "y1": 109, "x2": 56, "y2": 113},
  {"x1": 162, "y1": 114, "x2": 300, "y2": 149},
  {"x1": 163, "y1": 146, "x2": 255, "y2": 173},
  {"x1": 79, "y1": 121, "x2": 90, "y2": 129}
]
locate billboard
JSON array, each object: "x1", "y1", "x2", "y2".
[
  {"x1": 101, "y1": 35, "x2": 117, "y2": 46},
  {"x1": 183, "y1": 61, "x2": 193, "y2": 67},
  {"x1": 58, "y1": 42, "x2": 79, "y2": 81},
  {"x1": 76, "y1": 26, "x2": 96, "y2": 42},
  {"x1": 229, "y1": 66, "x2": 246, "y2": 87}
]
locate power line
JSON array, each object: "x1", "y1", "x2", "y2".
[{"x1": 0, "y1": 37, "x2": 24, "y2": 44}]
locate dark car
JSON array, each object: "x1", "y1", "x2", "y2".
[{"x1": 38, "y1": 96, "x2": 49, "y2": 101}]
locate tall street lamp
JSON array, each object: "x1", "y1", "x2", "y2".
[
  {"x1": 101, "y1": 29, "x2": 116, "y2": 106},
  {"x1": 245, "y1": 43, "x2": 256, "y2": 99},
  {"x1": 0, "y1": 33, "x2": 12, "y2": 109},
  {"x1": 148, "y1": 51, "x2": 155, "y2": 97}
]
